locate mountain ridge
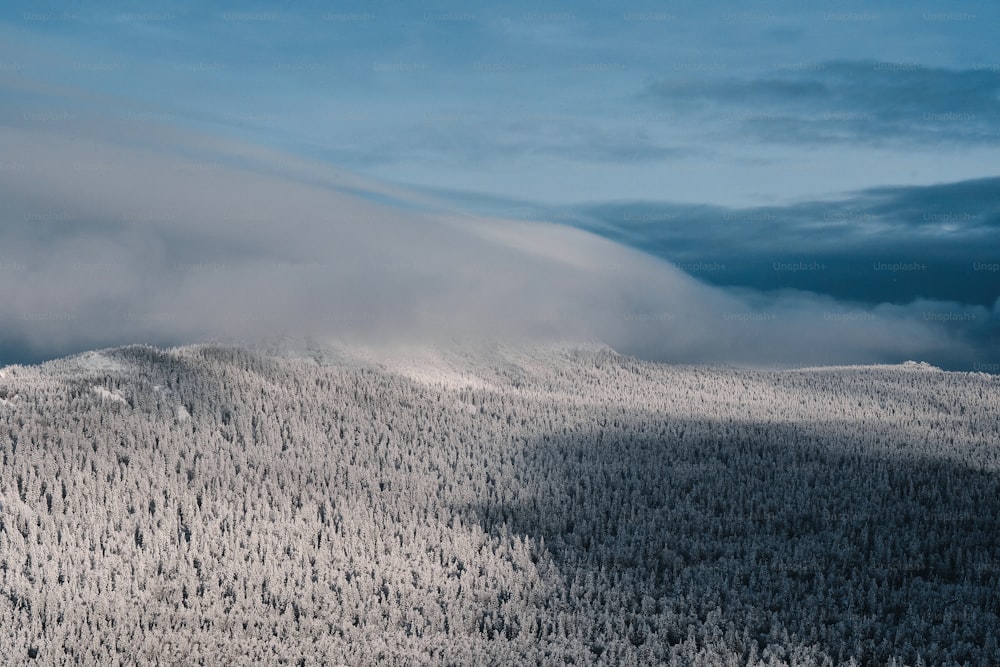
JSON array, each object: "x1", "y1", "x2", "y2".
[{"x1": 1, "y1": 341, "x2": 998, "y2": 664}]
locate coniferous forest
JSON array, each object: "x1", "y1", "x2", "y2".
[{"x1": 1, "y1": 342, "x2": 998, "y2": 665}]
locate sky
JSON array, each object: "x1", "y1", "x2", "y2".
[{"x1": 0, "y1": 0, "x2": 997, "y2": 370}]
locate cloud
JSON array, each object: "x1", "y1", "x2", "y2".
[
  {"x1": 317, "y1": 110, "x2": 691, "y2": 169},
  {"x1": 646, "y1": 61, "x2": 1000, "y2": 145},
  {"x1": 1, "y1": 81, "x2": 996, "y2": 370},
  {"x1": 555, "y1": 177, "x2": 1000, "y2": 309}
]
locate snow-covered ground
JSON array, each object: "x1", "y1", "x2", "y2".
[
  {"x1": 71, "y1": 351, "x2": 126, "y2": 373},
  {"x1": 0, "y1": 342, "x2": 998, "y2": 665},
  {"x1": 91, "y1": 385, "x2": 127, "y2": 404}
]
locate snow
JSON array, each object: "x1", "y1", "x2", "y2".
[
  {"x1": 92, "y1": 385, "x2": 127, "y2": 404},
  {"x1": 377, "y1": 347, "x2": 496, "y2": 390},
  {"x1": 901, "y1": 360, "x2": 942, "y2": 371},
  {"x1": 74, "y1": 351, "x2": 126, "y2": 374},
  {"x1": 2, "y1": 341, "x2": 998, "y2": 665},
  {"x1": 152, "y1": 384, "x2": 189, "y2": 419},
  {"x1": 793, "y1": 361, "x2": 943, "y2": 373}
]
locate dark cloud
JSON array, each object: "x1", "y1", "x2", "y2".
[
  {"x1": 646, "y1": 61, "x2": 1000, "y2": 145},
  {"x1": 556, "y1": 177, "x2": 1000, "y2": 308}
]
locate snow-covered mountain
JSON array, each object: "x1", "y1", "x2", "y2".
[{"x1": 1, "y1": 342, "x2": 998, "y2": 665}]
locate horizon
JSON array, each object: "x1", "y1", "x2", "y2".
[{"x1": 4, "y1": 338, "x2": 998, "y2": 377}]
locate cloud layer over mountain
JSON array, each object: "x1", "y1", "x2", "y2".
[{"x1": 1, "y1": 85, "x2": 995, "y2": 370}]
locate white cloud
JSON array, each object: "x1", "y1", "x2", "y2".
[{"x1": 0, "y1": 91, "x2": 989, "y2": 368}]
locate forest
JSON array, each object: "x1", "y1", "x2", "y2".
[{"x1": 1, "y1": 342, "x2": 998, "y2": 665}]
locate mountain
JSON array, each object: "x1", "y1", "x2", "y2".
[{"x1": 1, "y1": 342, "x2": 998, "y2": 665}]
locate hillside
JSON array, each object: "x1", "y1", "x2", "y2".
[{"x1": 1, "y1": 343, "x2": 998, "y2": 666}]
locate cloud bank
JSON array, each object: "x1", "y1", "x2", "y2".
[
  {"x1": 550, "y1": 177, "x2": 1000, "y2": 308},
  {"x1": 0, "y1": 82, "x2": 995, "y2": 371}
]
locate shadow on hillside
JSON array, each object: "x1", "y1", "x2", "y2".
[{"x1": 461, "y1": 417, "x2": 1000, "y2": 664}]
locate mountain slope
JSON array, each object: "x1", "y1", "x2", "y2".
[{"x1": 1, "y1": 343, "x2": 998, "y2": 665}]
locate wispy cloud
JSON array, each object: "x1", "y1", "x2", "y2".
[
  {"x1": 646, "y1": 61, "x2": 1000, "y2": 145},
  {"x1": 319, "y1": 112, "x2": 691, "y2": 168}
]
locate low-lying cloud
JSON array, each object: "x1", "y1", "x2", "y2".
[{"x1": 1, "y1": 88, "x2": 996, "y2": 370}]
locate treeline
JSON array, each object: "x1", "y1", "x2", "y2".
[{"x1": 0, "y1": 343, "x2": 998, "y2": 665}]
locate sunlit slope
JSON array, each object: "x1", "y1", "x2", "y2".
[{"x1": 1, "y1": 343, "x2": 998, "y2": 665}]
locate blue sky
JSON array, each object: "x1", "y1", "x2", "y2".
[
  {"x1": 1, "y1": 1, "x2": 998, "y2": 368},
  {"x1": 4, "y1": 0, "x2": 998, "y2": 204}
]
